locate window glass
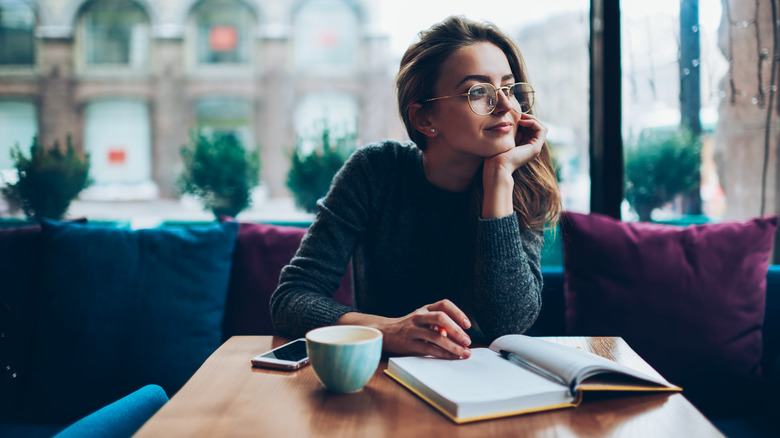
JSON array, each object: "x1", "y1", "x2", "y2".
[
  {"x1": 514, "y1": 8, "x2": 590, "y2": 214},
  {"x1": 377, "y1": 1, "x2": 590, "y2": 213},
  {"x1": 195, "y1": 96, "x2": 254, "y2": 148},
  {"x1": 294, "y1": 92, "x2": 358, "y2": 154},
  {"x1": 84, "y1": 98, "x2": 152, "y2": 185},
  {"x1": 621, "y1": 1, "x2": 726, "y2": 223},
  {"x1": 293, "y1": 0, "x2": 359, "y2": 71},
  {"x1": 0, "y1": 99, "x2": 37, "y2": 169},
  {"x1": 193, "y1": 0, "x2": 253, "y2": 64},
  {"x1": 80, "y1": 0, "x2": 150, "y2": 68},
  {"x1": 0, "y1": 0, "x2": 35, "y2": 65}
]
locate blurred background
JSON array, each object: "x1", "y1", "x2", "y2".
[{"x1": 0, "y1": 0, "x2": 775, "y2": 236}]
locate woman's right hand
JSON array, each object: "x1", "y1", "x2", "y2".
[{"x1": 336, "y1": 299, "x2": 472, "y2": 359}]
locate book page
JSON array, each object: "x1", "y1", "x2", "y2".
[
  {"x1": 387, "y1": 348, "x2": 576, "y2": 421},
  {"x1": 488, "y1": 335, "x2": 675, "y2": 390},
  {"x1": 390, "y1": 349, "x2": 566, "y2": 403}
]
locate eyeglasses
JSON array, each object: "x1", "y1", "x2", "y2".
[{"x1": 425, "y1": 82, "x2": 535, "y2": 116}]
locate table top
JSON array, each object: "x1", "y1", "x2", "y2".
[{"x1": 134, "y1": 336, "x2": 723, "y2": 438}]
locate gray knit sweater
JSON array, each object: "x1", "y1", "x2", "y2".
[{"x1": 270, "y1": 140, "x2": 544, "y2": 341}]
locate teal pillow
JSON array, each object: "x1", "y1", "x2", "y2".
[{"x1": 24, "y1": 220, "x2": 239, "y2": 422}]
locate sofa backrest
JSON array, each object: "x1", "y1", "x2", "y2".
[
  {"x1": 528, "y1": 265, "x2": 780, "y2": 376},
  {"x1": 0, "y1": 225, "x2": 42, "y2": 419},
  {"x1": 0, "y1": 221, "x2": 354, "y2": 424},
  {"x1": 1, "y1": 220, "x2": 241, "y2": 422},
  {"x1": 222, "y1": 222, "x2": 353, "y2": 339}
]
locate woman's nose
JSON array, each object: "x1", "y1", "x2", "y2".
[{"x1": 492, "y1": 88, "x2": 514, "y2": 114}]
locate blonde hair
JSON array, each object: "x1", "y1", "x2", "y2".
[{"x1": 396, "y1": 16, "x2": 561, "y2": 230}]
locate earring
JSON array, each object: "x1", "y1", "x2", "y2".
[{"x1": 430, "y1": 128, "x2": 435, "y2": 133}]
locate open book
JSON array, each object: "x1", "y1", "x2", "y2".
[{"x1": 385, "y1": 335, "x2": 681, "y2": 424}]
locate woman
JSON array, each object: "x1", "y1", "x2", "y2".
[{"x1": 271, "y1": 16, "x2": 561, "y2": 360}]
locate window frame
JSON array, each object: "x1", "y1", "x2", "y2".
[{"x1": 589, "y1": 0, "x2": 623, "y2": 219}]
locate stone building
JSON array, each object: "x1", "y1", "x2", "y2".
[
  {"x1": 0, "y1": 0, "x2": 403, "y2": 199},
  {"x1": 3, "y1": 0, "x2": 777, "y2": 240}
]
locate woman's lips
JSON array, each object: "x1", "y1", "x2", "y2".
[{"x1": 485, "y1": 122, "x2": 513, "y2": 134}]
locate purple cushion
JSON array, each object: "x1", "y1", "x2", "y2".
[
  {"x1": 561, "y1": 212, "x2": 778, "y2": 388},
  {"x1": 222, "y1": 223, "x2": 353, "y2": 338}
]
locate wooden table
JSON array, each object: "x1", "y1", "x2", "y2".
[{"x1": 134, "y1": 336, "x2": 723, "y2": 437}]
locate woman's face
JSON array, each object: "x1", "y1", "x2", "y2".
[{"x1": 428, "y1": 42, "x2": 521, "y2": 158}]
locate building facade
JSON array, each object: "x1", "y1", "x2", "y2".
[{"x1": 0, "y1": 0, "x2": 403, "y2": 199}]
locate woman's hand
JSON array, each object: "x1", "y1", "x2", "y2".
[
  {"x1": 481, "y1": 113, "x2": 548, "y2": 219},
  {"x1": 336, "y1": 299, "x2": 472, "y2": 359}
]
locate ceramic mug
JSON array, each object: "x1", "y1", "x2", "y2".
[{"x1": 305, "y1": 325, "x2": 383, "y2": 393}]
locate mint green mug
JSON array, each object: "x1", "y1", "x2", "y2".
[{"x1": 305, "y1": 325, "x2": 383, "y2": 393}]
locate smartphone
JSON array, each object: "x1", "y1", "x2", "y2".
[{"x1": 251, "y1": 338, "x2": 309, "y2": 370}]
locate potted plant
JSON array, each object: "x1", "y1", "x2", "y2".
[
  {"x1": 287, "y1": 124, "x2": 356, "y2": 214},
  {"x1": 177, "y1": 129, "x2": 261, "y2": 219},
  {"x1": 624, "y1": 128, "x2": 701, "y2": 221},
  {"x1": 1, "y1": 135, "x2": 91, "y2": 222}
]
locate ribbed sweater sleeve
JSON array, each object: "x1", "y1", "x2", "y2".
[
  {"x1": 270, "y1": 145, "x2": 376, "y2": 337},
  {"x1": 473, "y1": 215, "x2": 543, "y2": 339}
]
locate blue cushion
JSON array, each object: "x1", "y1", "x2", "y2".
[
  {"x1": 54, "y1": 384, "x2": 168, "y2": 438},
  {"x1": 23, "y1": 220, "x2": 239, "y2": 422}
]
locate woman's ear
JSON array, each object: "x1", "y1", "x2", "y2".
[{"x1": 409, "y1": 103, "x2": 438, "y2": 138}]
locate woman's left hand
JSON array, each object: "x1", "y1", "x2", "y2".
[
  {"x1": 481, "y1": 114, "x2": 548, "y2": 219},
  {"x1": 484, "y1": 113, "x2": 547, "y2": 179}
]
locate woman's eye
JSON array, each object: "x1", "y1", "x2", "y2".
[{"x1": 469, "y1": 86, "x2": 488, "y2": 98}]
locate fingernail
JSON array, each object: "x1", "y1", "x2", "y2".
[
  {"x1": 462, "y1": 349, "x2": 471, "y2": 358},
  {"x1": 463, "y1": 318, "x2": 471, "y2": 328},
  {"x1": 463, "y1": 336, "x2": 471, "y2": 346}
]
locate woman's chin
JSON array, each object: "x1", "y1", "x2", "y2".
[{"x1": 485, "y1": 142, "x2": 516, "y2": 157}]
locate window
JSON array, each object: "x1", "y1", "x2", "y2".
[
  {"x1": 195, "y1": 96, "x2": 255, "y2": 148},
  {"x1": 293, "y1": 0, "x2": 359, "y2": 72},
  {"x1": 621, "y1": 0, "x2": 726, "y2": 223},
  {"x1": 192, "y1": 0, "x2": 253, "y2": 64},
  {"x1": 0, "y1": 99, "x2": 36, "y2": 170},
  {"x1": 0, "y1": 0, "x2": 35, "y2": 65},
  {"x1": 83, "y1": 98, "x2": 155, "y2": 199},
  {"x1": 515, "y1": 6, "x2": 590, "y2": 213},
  {"x1": 79, "y1": 0, "x2": 150, "y2": 68}
]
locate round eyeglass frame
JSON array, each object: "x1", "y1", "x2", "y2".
[{"x1": 424, "y1": 82, "x2": 535, "y2": 116}]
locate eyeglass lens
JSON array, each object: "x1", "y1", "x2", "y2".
[{"x1": 467, "y1": 83, "x2": 534, "y2": 115}]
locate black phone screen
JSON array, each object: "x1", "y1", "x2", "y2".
[{"x1": 261, "y1": 340, "x2": 308, "y2": 362}]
